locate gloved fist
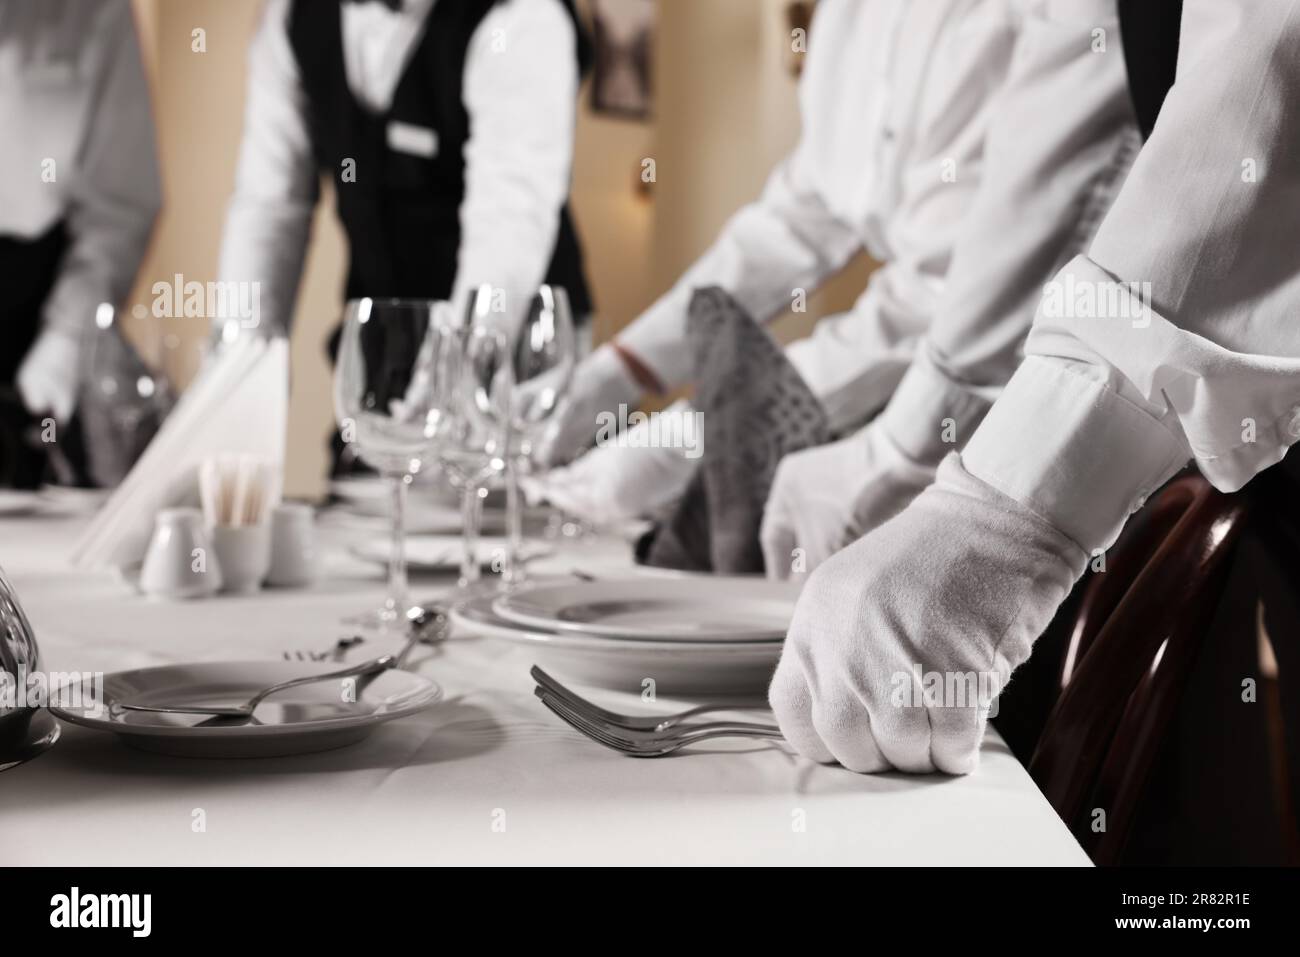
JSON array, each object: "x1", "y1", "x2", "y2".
[
  {"x1": 533, "y1": 343, "x2": 644, "y2": 467},
  {"x1": 769, "y1": 454, "x2": 1088, "y2": 774},
  {"x1": 17, "y1": 328, "x2": 81, "y2": 423},
  {"x1": 759, "y1": 425, "x2": 936, "y2": 579},
  {"x1": 525, "y1": 401, "x2": 699, "y2": 527}
]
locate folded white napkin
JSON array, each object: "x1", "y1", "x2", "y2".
[{"x1": 73, "y1": 338, "x2": 288, "y2": 569}]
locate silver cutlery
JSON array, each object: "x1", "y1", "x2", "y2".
[
  {"x1": 533, "y1": 686, "x2": 784, "y2": 757},
  {"x1": 537, "y1": 690, "x2": 784, "y2": 757},
  {"x1": 123, "y1": 606, "x2": 446, "y2": 721},
  {"x1": 283, "y1": 635, "x2": 365, "y2": 662},
  {"x1": 281, "y1": 604, "x2": 444, "y2": 663},
  {"x1": 111, "y1": 654, "x2": 397, "y2": 719},
  {"x1": 530, "y1": 665, "x2": 767, "y2": 732},
  {"x1": 391, "y1": 604, "x2": 445, "y2": 670}
]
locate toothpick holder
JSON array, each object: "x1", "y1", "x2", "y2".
[{"x1": 209, "y1": 524, "x2": 271, "y2": 595}]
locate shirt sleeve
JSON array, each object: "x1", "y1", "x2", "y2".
[
  {"x1": 875, "y1": 0, "x2": 1141, "y2": 465},
  {"x1": 451, "y1": 0, "x2": 578, "y2": 324},
  {"x1": 618, "y1": 0, "x2": 1018, "y2": 395},
  {"x1": 963, "y1": 0, "x2": 1300, "y2": 553},
  {"x1": 615, "y1": 143, "x2": 864, "y2": 393},
  {"x1": 41, "y1": 0, "x2": 161, "y2": 338},
  {"x1": 216, "y1": 0, "x2": 318, "y2": 339}
]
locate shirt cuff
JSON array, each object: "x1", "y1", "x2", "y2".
[
  {"x1": 41, "y1": 274, "x2": 104, "y2": 338},
  {"x1": 961, "y1": 355, "x2": 1191, "y2": 553},
  {"x1": 616, "y1": 285, "x2": 693, "y2": 393},
  {"x1": 1029, "y1": 254, "x2": 1300, "y2": 494},
  {"x1": 875, "y1": 342, "x2": 1000, "y2": 466}
]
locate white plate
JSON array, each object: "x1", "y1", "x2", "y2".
[
  {"x1": 453, "y1": 596, "x2": 780, "y2": 696},
  {"x1": 330, "y1": 475, "x2": 459, "y2": 508},
  {"x1": 493, "y1": 577, "x2": 799, "y2": 642},
  {"x1": 328, "y1": 501, "x2": 508, "y2": 536},
  {"x1": 0, "y1": 490, "x2": 42, "y2": 517},
  {"x1": 49, "y1": 661, "x2": 442, "y2": 758},
  {"x1": 348, "y1": 534, "x2": 551, "y2": 573}
]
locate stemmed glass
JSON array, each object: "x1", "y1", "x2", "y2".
[
  {"x1": 78, "y1": 303, "x2": 175, "y2": 487},
  {"x1": 502, "y1": 286, "x2": 576, "y2": 586},
  {"x1": 439, "y1": 287, "x2": 511, "y2": 592},
  {"x1": 334, "y1": 298, "x2": 454, "y2": 629}
]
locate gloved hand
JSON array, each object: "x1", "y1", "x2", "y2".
[
  {"x1": 533, "y1": 343, "x2": 644, "y2": 467},
  {"x1": 759, "y1": 424, "x2": 936, "y2": 579},
  {"x1": 525, "y1": 400, "x2": 700, "y2": 527},
  {"x1": 769, "y1": 454, "x2": 1089, "y2": 774},
  {"x1": 16, "y1": 328, "x2": 82, "y2": 422}
]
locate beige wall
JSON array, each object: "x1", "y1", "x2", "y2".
[{"x1": 124, "y1": 0, "x2": 871, "y2": 498}]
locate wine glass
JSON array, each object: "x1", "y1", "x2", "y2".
[
  {"x1": 440, "y1": 304, "x2": 510, "y2": 593},
  {"x1": 334, "y1": 298, "x2": 454, "y2": 628},
  {"x1": 79, "y1": 304, "x2": 175, "y2": 487},
  {"x1": 502, "y1": 286, "x2": 576, "y2": 585}
]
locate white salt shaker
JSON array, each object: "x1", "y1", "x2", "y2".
[
  {"x1": 266, "y1": 502, "x2": 317, "y2": 588},
  {"x1": 139, "y1": 507, "x2": 222, "y2": 600}
]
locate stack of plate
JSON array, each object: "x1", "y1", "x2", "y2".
[
  {"x1": 348, "y1": 534, "x2": 551, "y2": 575},
  {"x1": 452, "y1": 577, "x2": 801, "y2": 696}
]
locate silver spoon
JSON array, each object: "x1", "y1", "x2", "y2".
[{"x1": 110, "y1": 654, "x2": 398, "y2": 719}]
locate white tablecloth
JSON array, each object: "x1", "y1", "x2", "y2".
[{"x1": 0, "y1": 508, "x2": 1089, "y2": 866}]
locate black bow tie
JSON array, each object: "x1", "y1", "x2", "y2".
[{"x1": 342, "y1": 0, "x2": 402, "y2": 10}]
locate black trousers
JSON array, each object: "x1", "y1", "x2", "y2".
[{"x1": 0, "y1": 222, "x2": 90, "y2": 488}]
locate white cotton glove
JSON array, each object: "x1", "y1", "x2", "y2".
[
  {"x1": 525, "y1": 401, "x2": 700, "y2": 527},
  {"x1": 761, "y1": 343, "x2": 1001, "y2": 579},
  {"x1": 759, "y1": 425, "x2": 936, "y2": 579},
  {"x1": 533, "y1": 343, "x2": 644, "y2": 467},
  {"x1": 16, "y1": 328, "x2": 82, "y2": 422},
  {"x1": 769, "y1": 454, "x2": 1089, "y2": 774}
]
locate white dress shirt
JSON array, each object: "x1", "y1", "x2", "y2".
[
  {"x1": 872, "y1": 0, "x2": 1141, "y2": 462},
  {"x1": 618, "y1": 0, "x2": 1019, "y2": 429},
  {"x1": 0, "y1": 0, "x2": 160, "y2": 335},
  {"x1": 615, "y1": 0, "x2": 1141, "y2": 459},
  {"x1": 618, "y1": 0, "x2": 1145, "y2": 465},
  {"x1": 218, "y1": 0, "x2": 578, "y2": 333},
  {"x1": 963, "y1": 0, "x2": 1300, "y2": 554}
]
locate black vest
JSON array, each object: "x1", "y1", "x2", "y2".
[
  {"x1": 288, "y1": 0, "x2": 592, "y2": 319},
  {"x1": 1118, "y1": 0, "x2": 1183, "y2": 140}
]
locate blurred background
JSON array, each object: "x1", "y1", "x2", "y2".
[{"x1": 122, "y1": 0, "x2": 874, "y2": 500}]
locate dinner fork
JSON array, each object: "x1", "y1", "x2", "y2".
[
  {"x1": 283, "y1": 635, "x2": 365, "y2": 662},
  {"x1": 529, "y1": 665, "x2": 767, "y2": 732},
  {"x1": 535, "y1": 688, "x2": 784, "y2": 757}
]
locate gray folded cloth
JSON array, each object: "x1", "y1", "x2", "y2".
[{"x1": 639, "y1": 287, "x2": 830, "y2": 573}]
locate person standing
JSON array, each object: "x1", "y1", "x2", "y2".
[
  {"x1": 769, "y1": 0, "x2": 1300, "y2": 775},
  {"x1": 216, "y1": 0, "x2": 593, "y2": 471},
  {"x1": 0, "y1": 0, "x2": 161, "y2": 486}
]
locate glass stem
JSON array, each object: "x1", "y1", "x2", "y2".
[
  {"x1": 459, "y1": 482, "x2": 483, "y2": 591},
  {"x1": 504, "y1": 455, "x2": 526, "y2": 589},
  {"x1": 385, "y1": 471, "x2": 409, "y2": 627}
]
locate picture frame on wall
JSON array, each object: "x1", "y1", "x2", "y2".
[{"x1": 590, "y1": 0, "x2": 655, "y2": 120}]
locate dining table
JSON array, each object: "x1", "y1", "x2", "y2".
[{"x1": 0, "y1": 498, "x2": 1091, "y2": 866}]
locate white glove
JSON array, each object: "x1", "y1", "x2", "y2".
[
  {"x1": 526, "y1": 401, "x2": 700, "y2": 527},
  {"x1": 534, "y1": 343, "x2": 644, "y2": 467},
  {"x1": 769, "y1": 454, "x2": 1088, "y2": 774},
  {"x1": 759, "y1": 425, "x2": 936, "y2": 579},
  {"x1": 16, "y1": 328, "x2": 82, "y2": 422}
]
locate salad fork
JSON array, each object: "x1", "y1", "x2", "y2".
[
  {"x1": 529, "y1": 665, "x2": 767, "y2": 732},
  {"x1": 534, "y1": 687, "x2": 784, "y2": 757},
  {"x1": 283, "y1": 635, "x2": 365, "y2": 662}
]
